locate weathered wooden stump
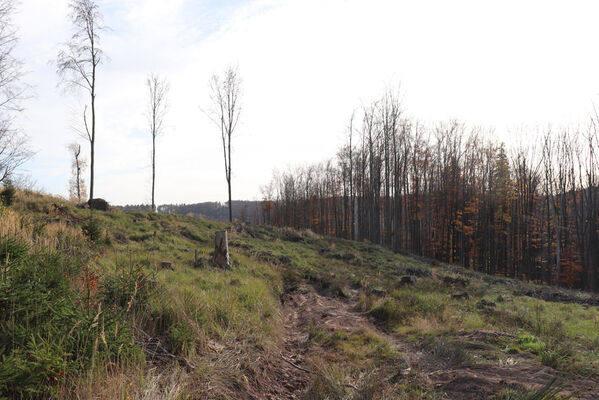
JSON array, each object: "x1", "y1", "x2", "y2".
[
  {"x1": 161, "y1": 261, "x2": 174, "y2": 270},
  {"x1": 213, "y1": 230, "x2": 232, "y2": 269}
]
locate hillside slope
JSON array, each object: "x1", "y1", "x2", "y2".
[{"x1": 1, "y1": 190, "x2": 598, "y2": 399}]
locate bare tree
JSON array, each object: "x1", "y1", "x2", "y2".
[
  {"x1": 206, "y1": 66, "x2": 242, "y2": 223},
  {"x1": 57, "y1": 0, "x2": 105, "y2": 201},
  {"x1": 146, "y1": 73, "x2": 169, "y2": 212},
  {"x1": 68, "y1": 142, "x2": 87, "y2": 202},
  {"x1": 0, "y1": 0, "x2": 31, "y2": 182}
]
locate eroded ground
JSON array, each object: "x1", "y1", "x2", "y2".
[{"x1": 271, "y1": 283, "x2": 599, "y2": 399}]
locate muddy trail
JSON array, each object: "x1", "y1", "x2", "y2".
[{"x1": 264, "y1": 284, "x2": 599, "y2": 400}]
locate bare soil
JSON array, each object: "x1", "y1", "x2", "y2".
[{"x1": 267, "y1": 284, "x2": 599, "y2": 400}]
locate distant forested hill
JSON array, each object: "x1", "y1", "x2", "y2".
[{"x1": 118, "y1": 201, "x2": 263, "y2": 223}]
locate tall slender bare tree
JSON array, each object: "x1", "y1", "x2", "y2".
[
  {"x1": 67, "y1": 142, "x2": 87, "y2": 202},
  {"x1": 146, "y1": 73, "x2": 169, "y2": 212},
  {"x1": 0, "y1": 0, "x2": 31, "y2": 182},
  {"x1": 206, "y1": 66, "x2": 242, "y2": 222},
  {"x1": 57, "y1": 0, "x2": 105, "y2": 201}
]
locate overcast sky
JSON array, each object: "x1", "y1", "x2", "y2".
[{"x1": 13, "y1": 0, "x2": 599, "y2": 205}]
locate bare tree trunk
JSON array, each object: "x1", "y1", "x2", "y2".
[
  {"x1": 206, "y1": 66, "x2": 241, "y2": 223},
  {"x1": 152, "y1": 133, "x2": 156, "y2": 210},
  {"x1": 57, "y1": 0, "x2": 106, "y2": 201},
  {"x1": 68, "y1": 142, "x2": 87, "y2": 201},
  {"x1": 89, "y1": 21, "x2": 97, "y2": 201},
  {"x1": 228, "y1": 135, "x2": 232, "y2": 222},
  {"x1": 146, "y1": 73, "x2": 169, "y2": 212},
  {"x1": 90, "y1": 85, "x2": 95, "y2": 200}
]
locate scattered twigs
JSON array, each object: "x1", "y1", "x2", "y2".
[
  {"x1": 280, "y1": 355, "x2": 312, "y2": 374},
  {"x1": 134, "y1": 327, "x2": 197, "y2": 371}
]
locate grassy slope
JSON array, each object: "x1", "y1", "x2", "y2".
[{"x1": 3, "y1": 190, "x2": 599, "y2": 399}]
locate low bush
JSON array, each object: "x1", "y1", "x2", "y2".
[
  {"x1": 539, "y1": 345, "x2": 572, "y2": 369},
  {"x1": 517, "y1": 335, "x2": 546, "y2": 354},
  {"x1": 0, "y1": 236, "x2": 28, "y2": 264},
  {"x1": 168, "y1": 322, "x2": 196, "y2": 355},
  {"x1": 281, "y1": 267, "x2": 302, "y2": 293},
  {"x1": 0, "y1": 249, "x2": 140, "y2": 397},
  {"x1": 82, "y1": 217, "x2": 102, "y2": 242},
  {"x1": 370, "y1": 298, "x2": 404, "y2": 327},
  {"x1": 0, "y1": 184, "x2": 15, "y2": 206},
  {"x1": 102, "y1": 264, "x2": 155, "y2": 312}
]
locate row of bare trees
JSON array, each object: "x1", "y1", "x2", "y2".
[
  {"x1": 61, "y1": 0, "x2": 242, "y2": 217},
  {"x1": 262, "y1": 91, "x2": 599, "y2": 291}
]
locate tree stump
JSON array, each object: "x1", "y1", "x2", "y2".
[
  {"x1": 160, "y1": 261, "x2": 174, "y2": 270},
  {"x1": 213, "y1": 231, "x2": 232, "y2": 269}
]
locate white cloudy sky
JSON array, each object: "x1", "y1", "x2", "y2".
[{"x1": 13, "y1": 0, "x2": 599, "y2": 205}]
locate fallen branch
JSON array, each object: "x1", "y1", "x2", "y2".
[
  {"x1": 134, "y1": 327, "x2": 197, "y2": 371},
  {"x1": 280, "y1": 355, "x2": 312, "y2": 374}
]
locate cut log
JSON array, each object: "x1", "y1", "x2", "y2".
[{"x1": 213, "y1": 230, "x2": 232, "y2": 269}]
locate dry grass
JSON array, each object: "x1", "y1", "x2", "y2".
[
  {"x1": 0, "y1": 200, "x2": 86, "y2": 254},
  {"x1": 63, "y1": 364, "x2": 190, "y2": 400}
]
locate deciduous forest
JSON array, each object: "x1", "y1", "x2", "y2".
[{"x1": 262, "y1": 91, "x2": 599, "y2": 291}]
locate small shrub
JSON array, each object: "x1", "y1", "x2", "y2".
[
  {"x1": 168, "y1": 322, "x2": 195, "y2": 355},
  {"x1": 282, "y1": 268, "x2": 302, "y2": 293},
  {"x1": 0, "y1": 185, "x2": 15, "y2": 206},
  {"x1": 539, "y1": 345, "x2": 571, "y2": 369},
  {"x1": 148, "y1": 303, "x2": 177, "y2": 338},
  {"x1": 101, "y1": 232, "x2": 112, "y2": 246},
  {"x1": 102, "y1": 264, "x2": 155, "y2": 312},
  {"x1": 0, "y1": 253, "x2": 139, "y2": 397},
  {"x1": 82, "y1": 217, "x2": 102, "y2": 242},
  {"x1": 517, "y1": 335, "x2": 546, "y2": 354},
  {"x1": 355, "y1": 292, "x2": 376, "y2": 313},
  {"x1": 0, "y1": 336, "x2": 67, "y2": 397},
  {"x1": 370, "y1": 298, "x2": 403, "y2": 327},
  {"x1": 0, "y1": 237, "x2": 28, "y2": 264},
  {"x1": 31, "y1": 220, "x2": 47, "y2": 239}
]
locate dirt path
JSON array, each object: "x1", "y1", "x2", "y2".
[{"x1": 274, "y1": 284, "x2": 599, "y2": 400}]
